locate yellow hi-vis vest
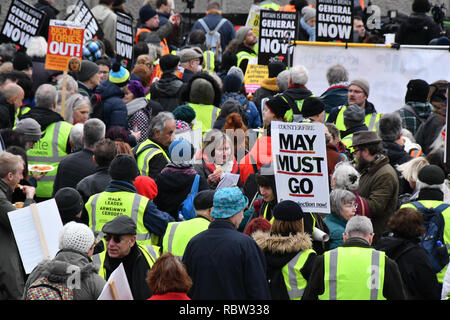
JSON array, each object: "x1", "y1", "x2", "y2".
[
  {"x1": 319, "y1": 246, "x2": 386, "y2": 300},
  {"x1": 85, "y1": 191, "x2": 155, "y2": 246},
  {"x1": 341, "y1": 133, "x2": 354, "y2": 154},
  {"x1": 282, "y1": 249, "x2": 315, "y2": 300},
  {"x1": 335, "y1": 105, "x2": 381, "y2": 132},
  {"x1": 133, "y1": 139, "x2": 170, "y2": 177},
  {"x1": 236, "y1": 50, "x2": 257, "y2": 69},
  {"x1": 162, "y1": 216, "x2": 210, "y2": 258},
  {"x1": 401, "y1": 200, "x2": 450, "y2": 284},
  {"x1": 189, "y1": 102, "x2": 220, "y2": 136},
  {"x1": 27, "y1": 121, "x2": 73, "y2": 199},
  {"x1": 282, "y1": 94, "x2": 315, "y2": 123},
  {"x1": 203, "y1": 50, "x2": 215, "y2": 73}
]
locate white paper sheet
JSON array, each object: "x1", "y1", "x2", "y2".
[
  {"x1": 98, "y1": 263, "x2": 134, "y2": 300},
  {"x1": 216, "y1": 173, "x2": 240, "y2": 190}
]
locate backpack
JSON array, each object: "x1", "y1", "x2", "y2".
[
  {"x1": 411, "y1": 201, "x2": 450, "y2": 273},
  {"x1": 89, "y1": 93, "x2": 104, "y2": 120},
  {"x1": 198, "y1": 18, "x2": 227, "y2": 62},
  {"x1": 177, "y1": 174, "x2": 200, "y2": 221},
  {"x1": 25, "y1": 276, "x2": 74, "y2": 300}
]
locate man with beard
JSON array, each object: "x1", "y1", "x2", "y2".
[
  {"x1": 235, "y1": 27, "x2": 258, "y2": 75},
  {"x1": 350, "y1": 131, "x2": 399, "y2": 245}
]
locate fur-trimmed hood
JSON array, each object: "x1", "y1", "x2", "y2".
[{"x1": 252, "y1": 230, "x2": 312, "y2": 254}]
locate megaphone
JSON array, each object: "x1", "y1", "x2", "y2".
[{"x1": 312, "y1": 227, "x2": 330, "y2": 242}]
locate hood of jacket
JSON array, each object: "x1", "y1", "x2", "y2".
[
  {"x1": 22, "y1": 107, "x2": 64, "y2": 131},
  {"x1": 152, "y1": 74, "x2": 184, "y2": 96},
  {"x1": 95, "y1": 80, "x2": 124, "y2": 101},
  {"x1": 282, "y1": 86, "x2": 313, "y2": 104},
  {"x1": 403, "y1": 13, "x2": 436, "y2": 31}
]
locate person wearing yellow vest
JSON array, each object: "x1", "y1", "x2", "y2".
[
  {"x1": 162, "y1": 190, "x2": 215, "y2": 258},
  {"x1": 0, "y1": 83, "x2": 24, "y2": 129},
  {"x1": 340, "y1": 104, "x2": 368, "y2": 154},
  {"x1": 254, "y1": 0, "x2": 281, "y2": 11},
  {"x1": 253, "y1": 200, "x2": 317, "y2": 300},
  {"x1": 327, "y1": 78, "x2": 382, "y2": 133},
  {"x1": 133, "y1": 111, "x2": 174, "y2": 179},
  {"x1": 97, "y1": 215, "x2": 160, "y2": 300},
  {"x1": 400, "y1": 164, "x2": 450, "y2": 285},
  {"x1": 85, "y1": 154, "x2": 175, "y2": 248},
  {"x1": 24, "y1": 84, "x2": 73, "y2": 201},
  {"x1": 235, "y1": 26, "x2": 258, "y2": 75},
  {"x1": 303, "y1": 215, "x2": 406, "y2": 300}
]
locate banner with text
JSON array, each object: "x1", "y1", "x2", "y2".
[
  {"x1": 66, "y1": 0, "x2": 103, "y2": 41},
  {"x1": 258, "y1": 10, "x2": 298, "y2": 65},
  {"x1": 244, "y1": 64, "x2": 268, "y2": 94},
  {"x1": 271, "y1": 121, "x2": 330, "y2": 213},
  {"x1": 293, "y1": 44, "x2": 450, "y2": 115},
  {"x1": 0, "y1": 0, "x2": 46, "y2": 49},
  {"x1": 316, "y1": 0, "x2": 354, "y2": 42},
  {"x1": 245, "y1": 5, "x2": 261, "y2": 38},
  {"x1": 116, "y1": 12, "x2": 134, "y2": 70},
  {"x1": 45, "y1": 20, "x2": 84, "y2": 71}
]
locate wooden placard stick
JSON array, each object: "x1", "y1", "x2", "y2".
[
  {"x1": 30, "y1": 203, "x2": 51, "y2": 260},
  {"x1": 109, "y1": 280, "x2": 120, "y2": 300},
  {"x1": 60, "y1": 70, "x2": 68, "y2": 118}
]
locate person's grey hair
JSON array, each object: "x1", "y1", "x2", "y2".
[
  {"x1": 64, "y1": 93, "x2": 91, "y2": 124},
  {"x1": 26, "y1": 36, "x2": 47, "y2": 58},
  {"x1": 57, "y1": 75, "x2": 78, "y2": 93},
  {"x1": 35, "y1": 84, "x2": 58, "y2": 109},
  {"x1": 277, "y1": 69, "x2": 291, "y2": 92},
  {"x1": 149, "y1": 111, "x2": 175, "y2": 139},
  {"x1": 345, "y1": 215, "x2": 373, "y2": 236},
  {"x1": 378, "y1": 112, "x2": 402, "y2": 142},
  {"x1": 83, "y1": 118, "x2": 106, "y2": 148},
  {"x1": 332, "y1": 161, "x2": 360, "y2": 191},
  {"x1": 69, "y1": 123, "x2": 84, "y2": 152},
  {"x1": 290, "y1": 65, "x2": 308, "y2": 85},
  {"x1": 326, "y1": 64, "x2": 349, "y2": 86},
  {"x1": 330, "y1": 189, "x2": 356, "y2": 217}
]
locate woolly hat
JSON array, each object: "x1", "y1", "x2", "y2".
[
  {"x1": 405, "y1": 79, "x2": 429, "y2": 103},
  {"x1": 13, "y1": 51, "x2": 33, "y2": 71},
  {"x1": 134, "y1": 175, "x2": 158, "y2": 200},
  {"x1": 273, "y1": 200, "x2": 305, "y2": 221},
  {"x1": 412, "y1": 0, "x2": 431, "y2": 13},
  {"x1": 189, "y1": 78, "x2": 215, "y2": 105},
  {"x1": 173, "y1": 104, "x2": 196, "y2": 123},
  {"x1": 160, "y1": 54, "x2": 180, "y2": 73},
  {"x1": 223, "y1": 73, "x2": 243, "y2": 93},
  {"x1": 243, "y1": 217, "x2": 272, "y2": 236},
  {"x1": 343, "y1": 104, "x2": 365, "y2": 128},
  {"x1": 211, "y1": 187, "x2": 248, "y2": 219},
  {"x1": 139, "y1": 5, "x2": 158, "y2": 24},
  {"x1": 14, "y1": 118, "x2": 41, "y2": 142},
  {"x1": 418, "y1": 164, "x2": 445, "y2": 186},
  {"x1": 109, "y1": 62, "x2": 130, "y2": 87},
  {"x1": 78, "y1": 60, "x2": 100, "y2": 82},
  {"x1": 58, "y1": 221, "x2": 95, "y2": 254},
  {"x1": 301, "y1": 97, "x2": 325, "y2": 118},
  {"x1": 194, "y1": 190, "x2": 216, "y2": 211},
  {"x1": 127, "y1": 79, "x2": 146, "y2": 98},
  {"x1": 175, "y1": 120, "x2": 191, "y2": 134},
  {"x1": 268, "y1": 61, "x2": 286, "y2": 78},
  {"x1": 235, "y1": 26, "x2": 251, "y2": 44},
  {"x1": 349, "y1": 79, "x2": 370, "y2": 97},
  {"x1": 265, "y1": 94, "x2": 290, "y2": 119},
  {"x1": 169, "y1": 138, "x2": 194, "y2": 163},
  {"x1": 378, "y1": 112, "x2": 403, "y2": 142},
  {"x1": 55, "y1": 187, "x2": 84, "y2": 225},
  {"x1": 301, "y1": 6, "x2": 316, "y2": 22},
  {"x1": 102, "y1": 215, "x2": 137, "y2": 235},
  {"x1": 109, "y1": 154, "x2": 139, "y2": 182},
  {"x1": 83, "y1": 39, "x2": 105, "y2": 62}
]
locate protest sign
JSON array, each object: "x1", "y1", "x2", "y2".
[
  {"x1": 271, "y1": 121, "x2": 330, "y2": 213},
  {"x1": 66, "y1": 0, "x2": 103, "y2": 41},
  {"x1": 244, "y1": 64, "x2": 268, "y2": 94},
  {"x1": 258, "y1": 10, "x2": 298, "y2": 66},
  {"x1": 0, "y1": 0, "x2": 46, "y2": 49},
  {"x1": 8, "y1": 199, "x2": 63, "y2": 274},
  {"x1": 116, "y1": 12, "x2": 134, "y2": 69},
  {"x1": 45, "y1": 20, "x2": 84, "y2": 72},
  {"x1": 245, "y1": 5, "x2": 261, "y2": 38},
  {"x1": 316, "y1": 0, "x2": 354, "y2": 42},
  {"x1": 98, "y1": 263, "x2": 133, "y2": 300}
]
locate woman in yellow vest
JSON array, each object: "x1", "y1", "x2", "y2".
[{"x1": 253, "y1": 200, "x2": 316, "y2": 300}]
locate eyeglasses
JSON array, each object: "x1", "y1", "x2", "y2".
[
  {"x1": 105, "y1": 234, "x2": 122, "y2": 243},
  {"x1": 344, "y1": 203, "x2": 359, "y2": 209}
]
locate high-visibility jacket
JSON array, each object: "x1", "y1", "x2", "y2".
[
  {"x1": 85, "y1": 191, "x2": 155, "y2": 246},
  {"x1": 188, "y1": 102, "x2": 220, "y2": 136},
  {"x1": 282, "y1": 94, "x2": 315, "y2": 123},
  {"x1": 135, "y1": 28, "x2": 170, "y2": 55},
  {"x1": 334, "y1": 105, "x2": 381, "y2": 133},
  {"x1": 203, "y1": 50, "x2": 215, "y2": 73},
  {"x1": 259, "y1": 1, "x2": 281, "y2": 11},
  {"x1": 93, "y1": 240, "x2": 160, "y2": 279},
  {"x1": 319, "y1": 246, "x2": 386, "y2": 300},
  {"x1": 341, "y1": 134, "x2": 354, "y2": 154},
  {"x1": 401, "y1": 200, "x2": 450, "y2": 284},
  {"x1": 236, "y1": 50, "x2": 257, "y2": 69},
  {"x1": 133, "y1": 139, "x2": 170, "y2": 177},
  {"x1": 282, "y1": 249, "x2": 315, "y2": 300},
  {"x1": 162, "y1": 216, "x2": 210, "y2": 258},
  {"x1": 13, "y1": 106, "x2": 31, "y2": 129},
  {"x1": 27, "y1": 121, "x2": 73, "y2": 199}
]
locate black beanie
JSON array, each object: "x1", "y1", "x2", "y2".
[
  {"x1": 266, "y1": 95, "x2": 290, "y2": 119},
  {"x1": 272, "y1": 200, "x2": 305, "y2": 221},
  {"x1": 412, "y1": 0, "x2": 431, "y2": 13},
  {"x1": 160, "y1": 54, "x2": 180, "y2": 73},
  {"x1": 301, "y1": 97, "x2": 325, "y2": 118},
  {"x1": 405, "y1": 79, "x2": 430, "y2": 103},
  {"x1": 418, "y1": 164, "x2": 445, "y2": 186},
  {"x1": 13, "y1": 52, "x2": 33, "y2": 71},
  {"x1": 268, "y1": 61, "x2": 286, "y2": 78},
  {"x1": 55, "y1": 187, "x2": 84, "y2": 224},
  {"x1": 109, "y1": 154, "x2": 140, "y2": 182}
]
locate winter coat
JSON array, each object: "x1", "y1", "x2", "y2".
[
  {"x1": 357, "y1": 154, "x2": 399, "y2": 244},
  {"x1": 91, "y1": 4, "x2": 117, "y2": 48},
  {"x1": 414, "y1": 113, "x2": 444, "y2": 155},
  {"x1": 220, "y1": 92, "x2": 262, "y2": 129},
  {"x1": 127, "y1": 100, "x2": 162, "y2": 143},
  {"x1": 190, "y1": 13, "x2": 236, "y2": 53},
  {"x1": 23, "y1": 249, "x2": 106, "y2": 300},
  {"x1": 0, "y1": 94, "x2": 15, "y2": 129},
  {"x1": 382, "y1": 141, "x2": 412, "y2": 167},
  {"x1": 149, "y1": 73, "x2": 184, "y2": 112},
  {"x1": 376, "y1": 233, "x2": 441, "y2": 300},
  {"x1": 0, "y1": 180, "x2": 34, "y2": 299},
  {"x1": 32, "y1": 57, "x2": 56, "y2": 93},
  {"x1": 182, "y1": 219, "x2": 271, "y2": 300},
  {"x1": 253, "y1": 77, "x2": 279, "y2": 117},
  {"x1": 34, "y1": 0, "x2": 58, "y2": 40},
  {"x1": 95, "y1": 80, "x2": 128, "y2": 131},
  {"x1": 320, "y1": 85, "x2": 349, "y2": 114},
  {"x1": 324, "y1": 214, "x2": 347, "y2": 250},
  {"x1": 252, "y1": 230, "x2": 316, "y2": 300},
  {"x1": 395, "y1": 13, "x2": 441, "y2": 45},
  {"x1": 154, "y1": 163, "x2": 209, "y2": 220}
]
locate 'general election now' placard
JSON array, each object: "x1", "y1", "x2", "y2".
[
  {"x1": 271, "y1": 121, "x2": 330, "y2": 213},
  {"x1": 116, "y1": 12, "x2": 134, "y2": 69},
  {"x1": 66, "y1": 0, "x2": 103, "y2": 41},
  {"x1": 316, "y1": 0, "x2": 354, "y2": 42}
]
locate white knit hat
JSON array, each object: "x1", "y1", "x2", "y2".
[{"x1": 58, "y1": 222, "x2": 95, "y2": 254}]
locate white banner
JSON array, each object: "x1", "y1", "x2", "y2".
[
  {"x1": 293, "y1": 44, "x2": 450, "y2": 115},
  {"x1": 271, "y1": 121, "x2": 330, "y2": 213}
]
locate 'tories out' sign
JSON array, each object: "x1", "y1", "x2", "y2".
[
  {"x1": 271, "y1": 121, "x2": 330, "y2": 213},
  {"x1": 45, "y1": 20, "x2": 84, "y2": 71},
  {"x1": 316, "y1": 0, "x2": 354, "y2": 42}
]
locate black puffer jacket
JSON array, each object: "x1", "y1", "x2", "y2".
[
  {"x1": 395, "y1": 13, "x2": 441, "y2": 45},
  {"x1": 0, "y1": 94, "x2": 15, "y2": 129},
  {"x1": 149, "y1": 73, "x2": 184, "y2": 112}
]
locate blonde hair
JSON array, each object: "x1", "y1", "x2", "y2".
[{"x1": 396, "y1": 157, "x2": 429, "y2": 184}]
